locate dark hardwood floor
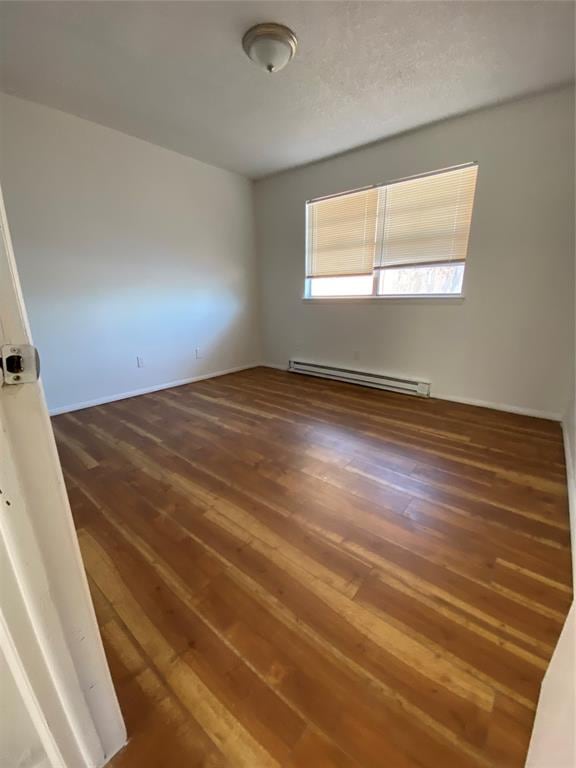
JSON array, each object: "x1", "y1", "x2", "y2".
[{"x1": 53, "y1": 367, "x2": 573, "y2": 767}]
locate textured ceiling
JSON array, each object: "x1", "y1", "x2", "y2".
[{"x1": 1, "y1": 1, "x2": 574, "y2": 178}]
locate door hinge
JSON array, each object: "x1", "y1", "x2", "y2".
[{"x1": 0, "y1": 344, "x2": 40, "y2": 385}]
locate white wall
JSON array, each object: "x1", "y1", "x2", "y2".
[
  {"x1": 255, "y1": 87, "x2": 575, "y2": 419},
  {"x1": 0, "y1": 94, "x2": 260, "y2": 413}
]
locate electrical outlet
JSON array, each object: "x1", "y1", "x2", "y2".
[
  {"x1": 195, "y1": 348, "x2": 203, "y2": 360},
  {"x1": 136, "y1": 356, "x2": 144, "y2": 368}
]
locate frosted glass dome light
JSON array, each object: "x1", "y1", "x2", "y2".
[{"x1": 242, "y1": 23, "x2": 298, "y2": 73}]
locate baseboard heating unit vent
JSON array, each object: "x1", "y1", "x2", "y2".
[{"x1": 288, "y1": 360, "x2": 430, "y2": 397}]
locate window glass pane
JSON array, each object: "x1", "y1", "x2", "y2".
[
  {"x1": 378, "y1": 263, "x2": 464, "y2": 295},
  {"x1": 309, "y1": 275, "x2": 374, "y2": 297}
]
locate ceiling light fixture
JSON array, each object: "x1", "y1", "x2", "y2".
[{"x1": 242, "y1": 23, "x2": 298, "y2": 73}]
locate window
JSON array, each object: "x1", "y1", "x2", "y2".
[{"x1": 305, "y1": 163, "x2": 478, "y2": 298}]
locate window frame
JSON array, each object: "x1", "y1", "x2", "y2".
[
  {"x1": 303, "y1": 163, "x2": 476, "y2": 302},
  {"x1": 303, "y1": 262, "x2": 468, "y2": 301}
]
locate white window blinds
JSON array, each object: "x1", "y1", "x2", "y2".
[
  {"x1": 378, "y1": 164, "x2": 478, "y2": 269},
  {"x1": 306, "y1": 163, "x2": 478, "y2": 278},
  {"x1": 306, "y1": 187, "x2": 380, "y2": 277}
]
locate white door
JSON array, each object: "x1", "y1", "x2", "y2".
[{"x1": 0, "y1": 183, "x2": 126, "y2": 768}]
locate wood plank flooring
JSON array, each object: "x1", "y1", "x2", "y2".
[{"x1": 53, "y1": 367, "x2": 573, "y2": 768}]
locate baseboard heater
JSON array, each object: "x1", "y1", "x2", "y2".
[{"x1": 288, "y1": 360, "x2": 431, "y2": 398}]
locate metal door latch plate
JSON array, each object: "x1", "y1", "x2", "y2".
[{"x1": 0, "y1": 344, "x2": 40, "y2": 385}]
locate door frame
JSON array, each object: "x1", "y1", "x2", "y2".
[{"x1": 0, "y1": 182, "x2": 126, "y2": 767}]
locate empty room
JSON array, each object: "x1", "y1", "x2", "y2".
[{"x1": 0, "y1": 2, "x2": 574, "y2": 767}]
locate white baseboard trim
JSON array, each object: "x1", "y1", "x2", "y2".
[
  {"x1": 561, "y1": 419, "x2": 575, "y2": 583},
  {"x1": 433, "y1": 393, "x2": 562, "y2": 421},
  {"x1": 259, "y1": 364, "x2": 561, "y2": 421},
  {"x1": 53, "y1": 360, "x2": 561, "y2": 424},
  {"x1": 260, "y1": 362, "x2": 288, "y2": 371},
  {"x1": 48, "y1": 363, "x2": 261, "y2": 416},
  {"x1": 563, "y1": 422, "x2": 575, "y2": 506}
]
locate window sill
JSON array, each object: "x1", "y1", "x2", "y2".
[{"x1": 302, "y1": 294, "x2": 465, "y2": 304}]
